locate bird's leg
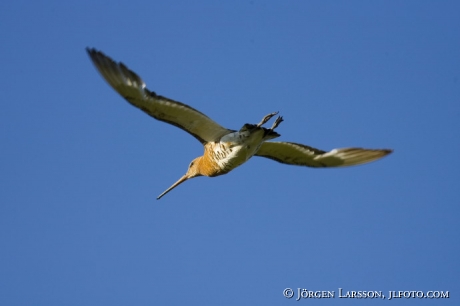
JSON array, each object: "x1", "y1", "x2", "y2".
[
  {"x1": 257, "y1": 111, "x2": 279, "y2": 127},
  {"x1": 270, "y1": 116, "x2": 284, "y2": 131}
]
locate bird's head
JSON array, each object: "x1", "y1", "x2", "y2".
[{"x1": 156, "y1": 157, "x2": 203, "y2": 200}]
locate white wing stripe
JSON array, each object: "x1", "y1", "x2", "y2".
[
  {"x1": 256, "y1": 142, "x2": 392, "y2": 168},
  {"x1": 87, "y1": 48, "x2": 232, "y2": 144}
]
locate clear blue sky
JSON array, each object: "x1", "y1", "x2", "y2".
[{"x1": 1, "y1": 1, "x2": 459, "y2": 305}]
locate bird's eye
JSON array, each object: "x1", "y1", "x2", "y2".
[{"x1": 189, "y1": 161, "x2": 194, "y2": 168}]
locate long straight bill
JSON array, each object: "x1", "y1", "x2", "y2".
[{"x1": 156, "y1": 175, "x2": 189, "y2": 200}]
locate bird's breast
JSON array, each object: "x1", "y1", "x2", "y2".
[{"x1": 205, "y1": 129, "x2": 267, "y2": 175}]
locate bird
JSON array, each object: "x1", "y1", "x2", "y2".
[{"x1": 86, "y1": 48, "x2": 392, "y2": 200}]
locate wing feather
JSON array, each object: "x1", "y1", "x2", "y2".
[
  {"x1": 87, "y1": 48, "x2": 232, "y2": 144},
  {"x1": 255, "y1": 142, "x2": 392, "y2": 167}
]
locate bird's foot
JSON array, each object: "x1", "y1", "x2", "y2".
[
  {"x1": 257, "y1": 111, "x2": 279, "y2": 127},
  {"x1": 270, "y1": 116, "x2": 284, "y2": 131}
]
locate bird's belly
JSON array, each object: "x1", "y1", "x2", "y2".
[{"x1": 213, "y1": 130, "x2": 265, "y2": 173}]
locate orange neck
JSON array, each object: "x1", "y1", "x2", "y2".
[{"x1": 198, "y1": 152, "x2": 223, "y2": 177}]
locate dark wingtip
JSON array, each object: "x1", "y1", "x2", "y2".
[
  {"x1": 86, "y1": 47, "x2": 99, "y2": 61},
  {"x1": 86, "y1": 48, "x2": 108, "y2": 61},
  {"x1": 86, "y1": 47, "x2": 96, "y2": 55},
  {"x1": 383, "y1": 149, "x2": 393, "y2": 155}
]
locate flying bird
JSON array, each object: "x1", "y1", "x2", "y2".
[{"x1": 87, "y1": 48, "x2": 392, "y2": 199}]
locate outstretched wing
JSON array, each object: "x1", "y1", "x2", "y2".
[
  {"x1": 255, "y1": 142, "x2": 392, "y2": 167},
  {"x1": 87, "y1": 48, "x2": 233, "y2": 144}
]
